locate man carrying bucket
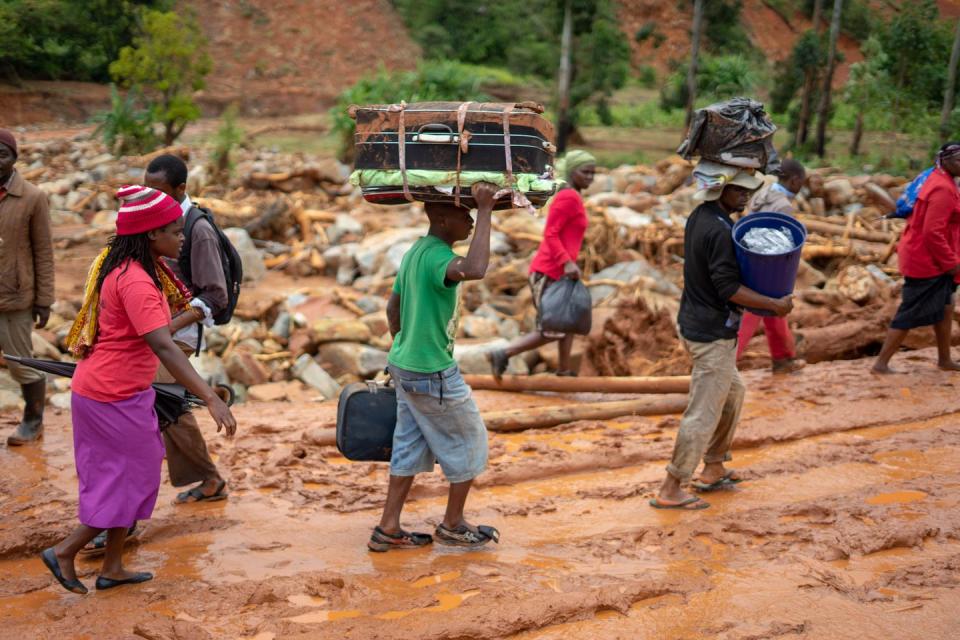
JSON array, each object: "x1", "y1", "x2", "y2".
[
  {"x1": 736, "y1": 158, "x2": 806, "y2": 374},
  {"x1": 650, "y1": 161, "x2": 793, "y2": 511}
]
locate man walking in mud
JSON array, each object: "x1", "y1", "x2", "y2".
[
  {"x1": 651, "y1": 163, "x2": 792, "y2": 510},
  {"x1": 369, "y1": 182, "x2": 500, "y2": 551},
  {"x1": 0, "y1": 129, "x2": 55, "y2": 447}
]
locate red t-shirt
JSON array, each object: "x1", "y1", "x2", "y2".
[
  {"x1": 898, "y1": 167, "x2": 960, "y2": 281},
  {"x1": 528, "y1": 189, "x2": 588, "y2": 280},
  {"x1": 73, "y1": 260, "x2": 171, "y2": 402}
]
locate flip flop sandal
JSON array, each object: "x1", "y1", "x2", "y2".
[
  {"x1": 648, "y1": 496, "x2": 710, "y2": 510},
  {"x1": 41, "y1": 548, "x2": 88, "y2": 594},
  {"x1": 434, "y1": 523, "x2": 500, "y2": 548},
  {"x1": 79, "y1": 524, "x2": 140, "y2": 557},
  {"x1": 691, "y1": 471, "x2": 744, "y2": 492},
  {"x1": 367, "y1": 526, "x2": 433, "y2": 552},
  {"x1": 175, "y1": 480, "x2": 228, "y2": 504}
]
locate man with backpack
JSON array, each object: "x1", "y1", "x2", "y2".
[
  {"x1": 144, "y1": 154, "x2": 240, "y2": 502},
  {"x1": 873, "y1": 142, "x2": 960, "y2": 374}
]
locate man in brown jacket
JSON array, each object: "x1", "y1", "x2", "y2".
[{"x1": 0, "y1": 129, "x2": 54, "y2": 446}]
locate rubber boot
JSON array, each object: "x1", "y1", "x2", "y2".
[{"x1": 7, "y1": 379, "x2": 46, "y2": 446}]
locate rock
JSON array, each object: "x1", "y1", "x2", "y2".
[
  {"x1": 0, "y1": 369, "x2": 19, "y2": 393},
  {"x1": 91, "y1": 210, "x2": 118, "y2": 228},
  {"x1": 836, "y1": 265, "x2": 879, "y2": 305},
  {"x1": 224, "y1": 351, "x2": 270, "y2": 386},
  {"x1": 585, "y1": 193, "x2": 625, "y2": 208},
  {"x1": 189, "y1": 352, "x2": 229, "y2": 387},
  {"x1": 454, "y1": 340, "x2": 528, "y2": 375},
  {"x1": 322, "y1": 243, "x2": 357, "y2": 271},
  {"x1": 318, "y1": 342, "x2": 389, "y2": 378},
  {"x1": 625, "y1": 192, "x2": 657, "y2": 213},
  {"x1": 223, "y1": 228, "x2": 267, "y2": 282},
  {"x1": 354, "y1": 227, "x2": 425, "y2": 276},
  {"x1": 462, "y1": 315, "x2": 501, "y2": 339},
  {"x1": 337, "y1": 263, "x2": 357, "y2": 286},
  {"x1": 490, "y1": 230, "x2": 512, "y2": 255},
  {"x1": 291, "y1": 354, "x2": 341, "y2": 400},
  {"x1": 0, "y1": 389, "x2": 21, "y2": 411},
  {"x1": 288, "y1": 328, "x2": 319, "y2": 357},
  {"x1": 50, "y1": 392, "x2": 72, "y2": 411},
  {"x1": 605, "y1": 206, "x2": 653, "y2": 229},
  {"x1": 356, "y1": 295, "x2": 386, "y2": 314},
  {"x1": 270, "y1": 311, "x2": 292, "y2": 340},
  {"x1": 313, "y1": 319, "x2": 371, "y2": 344},
  {"x1": 49, "y1": 210, "x2": 84, "y2": 225},
  {"x1": 823, "y1": 178, "x2": 854, "y2": 208},
  {"x1": 359, "y1": 312, "x2": 389, "y2": 337},
  {"x1": 589, "y1": 260, "x2": 680, "y2": 304},
  {"x1": 31, "y1": 333, "x2": 61, "y2": 361},
  {"x1": 327, "y1": 214, "x2": 364, "y2": 244},
  {"x1": 863, "y1": 182, "x2": 896, "y2": 212}
]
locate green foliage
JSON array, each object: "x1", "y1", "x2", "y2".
[
  {"x1": 110, "y1": 9, "x2": 212, "y2": 145},
  {"x1": 92, "y1": 84, "x2": 159, "y2": 156},
  {"x1": 331, "y1": 61, "x2": 518, "y2": 161},
  {"x1": 879, "y1": 0, "x2": 953, "y2": 109},
  {"x1": 700, "y1": 0, "x2": 755, "y2": 57},
  {"x1": 636, "y1": 65, "x2": 658, "y2": 89},
  {"x1": 390, "y1": 0, "x2": 631, "y2": 138},
  {"x1": 0, "y1": 1, "x2": 170, "y2": 82},
  {"x1": 802, "y1": 0, "x2": 872, "y2": 40},
  {"x1": 635, "y1": 22, "x2": 657, "y2": 43},
  {"x1": 660, "y1": 55, "x2": 757, "y2": 110},
  {"x1": 212, "y1": 105, "x2": 245, "y2": 176},
  {"x1": 843, "y1": 38, "x2": 890, "y2": 119},
  {"x1": 770, "y1": 29, "x2": 824, "y2": 115},
  {"x1": 578, "y1": 100, "x2": 686, "y2": 128}
]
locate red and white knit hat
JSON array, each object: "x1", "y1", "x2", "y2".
[{"x1": 115, "y1": 185, "x2": 182, "y2": 236}]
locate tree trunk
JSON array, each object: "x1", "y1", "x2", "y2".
[
  {"x1": 811, "y1": 0, "x2": 824, "y2": 32},
  {"x1": 483, "y1": 396, "x2": 689, "y2": 433},
  {"x1": 940, "y1": 19, "x2": 960, "y2": 144},
  {"x1": 815, "y1": 0, "x2": 843, "y2": 158},
  {"x1": 462, "y1": 374, "x2": 691, "y2": 394},
  {"x1": 850, "y1": 110, "x2": 864, "y2": 156},
  {"x1": 556, "y1": 0, "x2": 574, "y2": 153},
  {"x1": 685, "y1": 0, "x2": 705, "y2": 130},
  {"x1": 795, "y1": 69, "x2": 816, "y2": 147}
]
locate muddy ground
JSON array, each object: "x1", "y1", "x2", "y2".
[{"x1": 2, "y1": 346, "x2": 959, "y2": 639}]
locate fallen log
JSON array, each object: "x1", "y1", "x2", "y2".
[
  {"x1": 798, "y1": 217, "x2": 895, "y2": 244},
  {"x1": 301, "y1": 394, "x2": 689, "y2": 446},
  {"x1": 482, "y1": 395, "x2": 688, "y2": 432},
  {"x1": 463, "y1": 374, "x2": 690, "y2": 394}
]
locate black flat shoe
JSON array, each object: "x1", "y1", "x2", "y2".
[
  {"x1": 41, "y1": 548, "x2": 88, "y2": 595},
  {"x1": 95, "y1": 571, "x2": 153, "y2": 590}
]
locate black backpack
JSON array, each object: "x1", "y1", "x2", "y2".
[{"x1": 178, "y1": 206, "x2": 243, "y2": 325}]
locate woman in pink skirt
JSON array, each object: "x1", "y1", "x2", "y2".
[{"x1": 41, "y1": 185, "x2": 236, "y2": 594}]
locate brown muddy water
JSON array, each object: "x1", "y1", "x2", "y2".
[{"x1": 1, "y1": 348, "x2": 959, "y2": 639}]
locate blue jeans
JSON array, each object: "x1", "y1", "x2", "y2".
[{"x1": 387, "y1": 364, "x2": 488, "y2": 483}]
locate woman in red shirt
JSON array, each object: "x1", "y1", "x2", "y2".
[
  {"x1": 41, "y1": 186, "x2": 236, "y2": 594},
  {"x1": 487, "y1": 150, "x2": 596, "y2": 378},
  {"x1": 873, "y1": 142, "x2": 960, "y2": 373}
]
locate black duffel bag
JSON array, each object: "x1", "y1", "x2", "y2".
[
  {"x1": 336, "y1": 380, "x2": 397, "y2": 462},
  {"x1": 539, "y1": 277, "x2": 593, "y2": 335}
]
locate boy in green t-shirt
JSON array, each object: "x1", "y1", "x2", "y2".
[{"x1": 369, "y1": 182, "x2": 499, "y2": 552}]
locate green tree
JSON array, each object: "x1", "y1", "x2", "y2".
[
  {"x1": 0, "y1": 0, "x2": 169, "y2": 82},
  {"x1": 211, "y1": 104, "x2": 245, "y2": 177},
  {"x1": 843, "y1": 37, "x2": 890, "y2": 155},
  {"x1": 109, "y1": 9, "x2": 212, "y2": 145},
  {"x1": 880, "y1": 0, "x2": 952, "y2": 112}
]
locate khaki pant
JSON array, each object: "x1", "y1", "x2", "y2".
[
  {"x1": 155, "y1": 345, "x2": 220, "y2": 487},
  {"x1": 666, "y1": 338, "x2": 745, "y2": 482},
  {"x1": 0, "y1": 310, "x2": 44, "y2": 384}
]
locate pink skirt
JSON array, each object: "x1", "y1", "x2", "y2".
[{"x1": 71, "y1": 389, "x2": 165, "y2": 528}]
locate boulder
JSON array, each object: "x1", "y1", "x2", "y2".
[
  {"x1": 189, "y1": 352, "x2": 229, "y2": 387},
  {"x1": 327, "y1": 214, "x2": 364, "y2": 245},
  {"x1": 454, "y1": 340, "x2": 528, "y2": 375},
  {"x1": 50, "y1": 392, "x2": 72, "y2": 411},
  {"x1": 836, "y1": 265, "x2": 879, "y2": 305},
  {"x1": 247, "y1": 381, "x2": 309, "y2": 403},
  {"x1": 589, "y1": 260, "x2": 680, "y2": 304},
  {"x1": 462, "y1": 315, "x2": 501, "y2": 339},
  {"x1": 291, "y1": 355, "x2": 341, "y2": 400},
  {"x1": 0, "y1": 389, "x2": 21, "y2": 412},
  {"x1": 318, "y1": 342, "x2": 389, "y2": 378},
  {"x1": 224, "y1": 351, "x2": 270, "y2": 386},
  {"x1": 359, "y1": 312, "x2": 389, "y2": 337},
  {"x1": 605, "y1": 206, "x2": 652, "y2": 229},
  {"x1": 313, "y1": 319, "x2": 371, "y2": 344},
  {"x1": 223, "y1": 228, "x2": 267, "y2": 282},
  {"x1": 31, "y1": 333, "x2": 61, "y2": 361},
  {"x1": 823, "y1": 178, "x2": 854, "y2": 209},
  {"x1": 354, "y1": 227, "x2": 425, "y2": 276}
]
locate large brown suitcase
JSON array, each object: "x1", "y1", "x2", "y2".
[{"x1": 349, "y1": 101, "x2": 556, "y2": 175}]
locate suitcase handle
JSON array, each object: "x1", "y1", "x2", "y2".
[{"x1": 413, "y1": 123, "x2": 459, "y2": 145}]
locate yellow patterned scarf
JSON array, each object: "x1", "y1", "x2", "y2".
[{"x1": 66, "y1": 249, "x2": 192, "y2": 359}]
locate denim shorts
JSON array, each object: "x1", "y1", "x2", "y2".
[{"x1": 387, "y1": 364, "x2": 488, "y2": 483}]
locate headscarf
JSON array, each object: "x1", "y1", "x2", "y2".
[
  {"x1": 65, "y1": 250, "x2": 192, "y2": 359},
  {"x1": 937, "y1": 142, "x2": 960, "y2": 169},
  {"x1": 556, "y1": 150, "x2": 596, "y2": 181},
  {"x1": 692, "y1": 160, "x2": 764, "y2": 202}
]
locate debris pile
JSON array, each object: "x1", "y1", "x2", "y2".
[{"x1": 2, "y1": 133, "x2": 937, "y2": 408}]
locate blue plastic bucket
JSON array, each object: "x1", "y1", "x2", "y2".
[{"x1": 732, "y1": 211, "x2": 807, "y2": 316}]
